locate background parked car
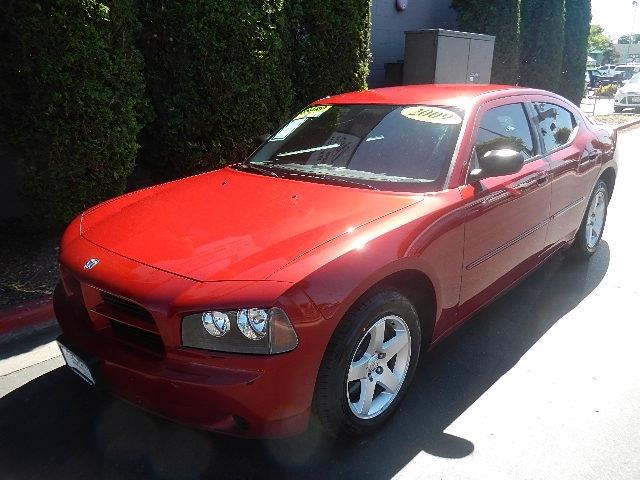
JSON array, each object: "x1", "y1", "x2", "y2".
[
  {"x1": 614, "y1": 72, "x2": 640, "y2": 112},
  {"x1": 611, "y1": 64, "x2": 640, "y2": 81},
  {"x1": 586, "y1": 69, "x2": 611, "y2": 88},
  {"x1": 585, "y1": 69, "x2": 620, "y2": 99},
  {"x1": 597, "y1": 64, "x2": 619, "y2": 77}
]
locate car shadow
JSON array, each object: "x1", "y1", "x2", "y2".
[
  {"x1": 0, "y1": 324, "x2": 61, "y2": 361},
  {"x1": 0, "y1": 243, "x2": 610, "y2": 480}
]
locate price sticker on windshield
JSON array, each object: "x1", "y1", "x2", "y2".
[
  {"x1": 295, "y1": 105, "x2": 332, "y2": 119},
  {"x1": 401, "y1": 106, "x2": 462, "y2": 125}
]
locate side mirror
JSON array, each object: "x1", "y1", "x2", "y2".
[
  {"x1": 254, "y1": 133, "x2": 271, "y2": 147},
  {"x1": 468, "y1": 149, "x2": 525, "y2": 182}
]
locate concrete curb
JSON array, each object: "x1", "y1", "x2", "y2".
[
  {"x1": 0, "y1": 296, "x2": 55, "y2": 342},
  {"x1": 614, "y1": 117, "x2": 640, "y2": 131}
]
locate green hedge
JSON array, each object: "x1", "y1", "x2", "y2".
[
  {"x1": 137, "y1": 0, "x2": 294, "y2": 177},
  {"x1": 137, "y1": 0, "x2": 371, "y2": 178},
  {"x1": 451, "y1": 0, "x2": 520, "y2": 85},
  {"x1": 558, "y1": 0, "x2": 591, "y2": 105},
  {"x1": 0, "y1": 0, "x2": 148, "y2": 226},
  {"x1": 519, "y1": 0, "x2": 566, "y2": 91},
  {"x1": 287, "y1": 0, "x2": 371, "y2": 109},
  {"x1": 0, "y1": 0, "x2": 372, "y2": 225}
]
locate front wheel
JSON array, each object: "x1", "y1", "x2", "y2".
[
  {"x1": 570, "y1": 180, "x2": 609, "y2": 259},
  {"x1": 313, "y1": 289, "x2": 422, "y2": 438},
  {"x1": 614, "y1": 106, "x2": 623, "y2": 113}
]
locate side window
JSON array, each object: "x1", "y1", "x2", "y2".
[
  {"x1": 532, "y1": 102, "x2": 577, "y2": 151},
  {"x1": 475, "y1": 103, "x2": 536, "y2": 161}
]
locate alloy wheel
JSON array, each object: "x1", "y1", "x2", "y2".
[
  {"x1": 585, "y1": 190, "x2": 606, "y2": 249},
  {"x1": 346, "y1": 315, "x2": 411, "y2": 419}
]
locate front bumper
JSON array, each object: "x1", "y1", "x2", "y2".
[
  {"x1": 614, "y1": 93, "x2": 640, "y2": 107},
  {"x1": 56, "y1": 330, "x2": 308, "y2": 437},
  {"x1": 53, "y1": 269, "x2": 329, "y2": 438}
]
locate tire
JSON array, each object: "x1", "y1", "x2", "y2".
[
  {"x1": 614, "y1": 106, "x2": 623, "y2": 113},
  {"x1": 313, "y1": 289, "x2": 422, "y2": 438},
  {"x1": 569, "y1": 180, "x2": 609, "y2": 259}
]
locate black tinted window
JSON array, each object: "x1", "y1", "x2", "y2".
[
  {"x1": 533, "y1": 102, "x2": 576, "y2": 151},
  {"x1": 247, "y1": 104, "x2": 464, "y2": 191},
  {"x1": 476, "y1": 103, "x2": 535, "y2": 160}
]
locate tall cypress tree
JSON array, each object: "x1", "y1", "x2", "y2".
[
  {"x1": 287, "y1": 0, "x2": 371, "y2": 109},
  {"x1": 452, "y1": 0, "x2": 521, "y2": 84},
  {"x1": 558, "y1": 0, "x2": 592, "y2": 104},
  {"x1": 519, "y1": 0, "x2": 566, "y2": 91}
]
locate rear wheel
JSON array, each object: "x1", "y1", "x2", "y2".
[
  {"x1": 313, "y1": 289, "x2": 422, "y2": 438},
  {"x1": 569, "y1": 180, "x2": 609, "y2": 259}
]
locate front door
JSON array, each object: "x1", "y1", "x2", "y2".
[{"x1": 458, "y1": 100, "x2": 552, "y2": 319}]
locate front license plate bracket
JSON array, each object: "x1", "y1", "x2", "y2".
[{"x1": 57, "y1": 337, "x2": 101, "y2": 386}]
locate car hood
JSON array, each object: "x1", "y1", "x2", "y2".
[
  {"x1": 620, "y1": 84, "x2": 640, "y2": 94},
  {"x1": 81, "y1": 168, "x2": 423, "y2": 281}
]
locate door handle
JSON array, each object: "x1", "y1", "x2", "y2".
[
  {"x1": 480, "y1": 191, "x2": 511, "y2": 206},
  {"x1": 536, "y1": 175, "x2": 548, "y2": 185},
  {"x1": 480, "y1": 173, "x2": 548, "y2": 207},
  {"x1": 513, "y1": 174, "x2": 547, "y2": 191},
  {"x1": 580, "y1": 151, "x2": 599, "y2": 164}
]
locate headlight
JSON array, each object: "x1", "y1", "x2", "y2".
[
  {"x1": 181, "y1": 307, "x2": 298, "y2": 354},
  {"x1": 237, "y1": 308, "x2": 268, "y2": 340},
  {"x1": 202, "y1": 311, "x2": 230, "y2": 337}
]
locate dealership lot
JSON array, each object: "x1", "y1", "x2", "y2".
[
  {"x1": 581, "y1": 96, "x2": 615, "y2": 115},
  {"x1": 1, "y1": 128, "x2": 639, "y2": 480}
]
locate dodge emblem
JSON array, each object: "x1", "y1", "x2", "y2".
[{"x1": 84, "y1": 258, "x2": 100, "y2": 270}]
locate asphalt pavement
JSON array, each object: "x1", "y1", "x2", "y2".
[{"x1": 1, "y1": 128, "x2": 639, "y2": 480}]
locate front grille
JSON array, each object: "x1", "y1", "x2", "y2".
[
  {"x1": 89, "y1": 290, "x2": 165, "y2": 357},
  {"x1": 101, "y1": 292, "x2": 155, "y2": 324},
  {"x1": 60, "y1": 265, "x2": 83, "y2": 298},
  {"x1": 110, "y1": 320, "x2": 165, "y2": 357}
]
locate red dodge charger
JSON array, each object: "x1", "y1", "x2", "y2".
[{"x1": 55, "y1": 84, "x2": 617, "y2": 438}]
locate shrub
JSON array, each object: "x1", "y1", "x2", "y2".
[
  {"x1": 451, "y1": 0, "x2": 520, "y2": 85},
  {"x1": 137, "y1": 0, "x2": 294, "y2": 178},
  {"x1": 287, "y1": 0, "x2": 372, "y2": 109},
  {"x1": 136, "y1": 0, "x2": 371, "y2": 178},
  {"x1": 0, "y1": 0, "x2": 148, "y2": 226},
  {"x1": 0, "y1": 0, "x2": 374, "y2": 223},
  {"x1": 558, "y1": 0, "x2": 592, "y2": 105},
  {"x1": 519, "y1": 0, "x2": 566, "y2": 92},
  {"x1": 596, "y1": 83, "x2": 618, "y2": 98}
]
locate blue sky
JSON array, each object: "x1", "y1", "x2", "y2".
[{"x1": 592, "y1": 0, "x2": 640, "y2": 40}]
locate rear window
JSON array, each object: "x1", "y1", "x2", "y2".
[
  {"x1": 532, "y1": 103, "x2": 577, "y2": 151},
  {"x1": 245, "y1": 104, "x2": 464, "y2": 191}
]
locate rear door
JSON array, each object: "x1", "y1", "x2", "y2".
[
  {"x1": 528, "y1": 99, "x2": 600, "y2": 247},
  {"x1": 458, "y1": 99, "x2": 552, "y2": 318}
]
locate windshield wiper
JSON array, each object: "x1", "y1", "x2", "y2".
[
  {"x1": 287, "y1": 172, "x2": 379, "y2": 191},
  {"x1": 236, "y1": 162, "x2": 279, "y2": 178}
]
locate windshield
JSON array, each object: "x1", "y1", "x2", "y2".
[
  {"x1": 243, "y1": 104, "x2": 464, "y2": 191},
  {"x1": 629, "y1": 73, "x2": 640, "y2": 84}
]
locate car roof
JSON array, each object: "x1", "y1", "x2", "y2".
[{"x1": 315, "y1": 84, "x2": 527, "y2": 107}]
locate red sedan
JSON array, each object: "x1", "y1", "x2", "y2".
[{"x1": 54, "y1": 84, "x2": 617, "y2": 438}]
